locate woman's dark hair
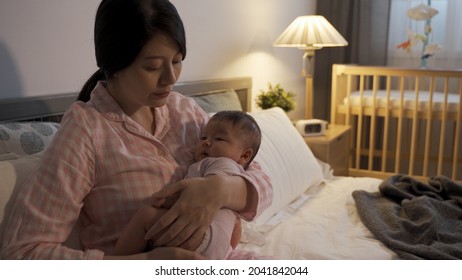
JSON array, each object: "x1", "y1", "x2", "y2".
[{"x1": 78, "y1": 0, "x2": 186, "y2": 102}]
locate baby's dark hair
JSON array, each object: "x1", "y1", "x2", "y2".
[{"x1": 209, "y1": 111, "x2": 262, "y2": 167}]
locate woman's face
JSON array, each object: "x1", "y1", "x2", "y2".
[{"x1": 107, "y1": 33, "x2": 183, "y2": 114}]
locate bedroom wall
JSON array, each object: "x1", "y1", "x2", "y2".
[{"x1": 0, "y1": 0, "x2": 316, "y2": 119}]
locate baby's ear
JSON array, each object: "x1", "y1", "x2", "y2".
[{"x1": 240, "y1": 148, "x2": 253, "y2": 164}]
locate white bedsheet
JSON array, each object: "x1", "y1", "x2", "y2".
[{"x1": 237, "y1": 176, "x2": 397, "y2": 259}]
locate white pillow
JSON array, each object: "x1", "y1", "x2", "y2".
[
  {"x1": 0, "y1": 122, "x2": 60, "y2": 157},
  {"x1": 0, "y1": 153, "x2": 42, "y2": 223},
  {"x1": 250, "y1": 107, "x2": 324, "y2": 224},
  {"x1": 0, "y1": 152, "x2": 83, "y2": 250},
  {"x1": 190, "y1": 89, "x2": 243, "y2": 113}
]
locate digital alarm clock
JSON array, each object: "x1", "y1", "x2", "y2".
[{"x1": 295, "y1": 119, "x2": 328, "y2": 136}]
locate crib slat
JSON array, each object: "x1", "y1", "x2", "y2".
[
  {"x1": 355, "y1": 75, "x2": 365, "y2": 169},
  {"x1": 409, "y1": 77, "x2": 421, "y2": 176},
  {"x1": 345, "y1": 74, "x2": 353, "y2": 168},
  {"x1": 368, "y1": 76, "x2": 379, "y2": 171},
  {"x1": 453, "y1": 80, "x2": 462, "y2": 180},
  {"x1": 395, "y1": 76, "x2": 405, "y2": 174},
  {"x1": 346, "y1": 75, "x2": 352, "y2": 126},
  {"x1": 331, "y1": 70, "x2": 339, "y2": 124},
  {"x1": 437, "y1": 78, "x2": 450, "y2": 175},
  {"x1": 422, "y1": 77, "x2": 435, "y2": 177},
  {"x1": 381, "y1": 76, "x2": 392, "y2": 172}
]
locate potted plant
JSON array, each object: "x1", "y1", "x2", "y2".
[{"x1": 256, "y1": 83, "x2": 296, "y2": 112}]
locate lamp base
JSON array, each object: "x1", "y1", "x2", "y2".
[
  {"x1": 305, "y1": 75, "x2": 313, "y2": 119},
  {"x1": 301, "y1": 50, "x2": 315, "y2": 119}
]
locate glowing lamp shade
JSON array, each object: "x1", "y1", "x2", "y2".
[
  {"x1": 274, "y1": 15, "x2": 348, "y2": 50},
  {"x1": 274, "y1": 15, "x2": 348, "y2": 119}
]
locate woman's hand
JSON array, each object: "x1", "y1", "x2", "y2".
[
  {"x1": 146, "y1": 177, "x2": 223, "y2": 250},
  {"x1": 145, "y1": 175, "x2": 249, "y2": 250}
]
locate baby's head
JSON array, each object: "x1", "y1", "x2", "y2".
[{"x1": 195, "y1": 111, "x2": 261, "y2": 169}]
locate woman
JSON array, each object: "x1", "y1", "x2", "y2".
[{"x1": 0, "y1": 0, "x2": 271, "y2": 260}]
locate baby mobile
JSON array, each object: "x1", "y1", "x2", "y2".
[{"x1": 396, "y1": 0, "x2": 443, "y2": 67}]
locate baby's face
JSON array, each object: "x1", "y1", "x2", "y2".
[{"x1": 195, "y1": 121, "x2": 247, "y2": 164}]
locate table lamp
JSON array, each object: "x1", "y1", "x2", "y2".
[{"x1": 274, "y1": 15, "x2": 348, "y2": 119}]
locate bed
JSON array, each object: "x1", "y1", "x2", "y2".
[
  {"x1": 330, "y1": 64, "x2": 462, "y2": 182},
  {"x1": 1, "y1": 76, "x2": 461, "y2": 260}
]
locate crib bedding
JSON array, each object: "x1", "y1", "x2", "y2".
[
  {"x1": 343, "y1": 90, "x2": 460, "y2": 112},
  {"x1": 237, "y1": 176, "x2": 397, "y2": 260}
]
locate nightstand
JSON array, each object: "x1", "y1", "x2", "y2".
[{"x1": 303, "y1": 124, "x2": 351, "y2": 176}]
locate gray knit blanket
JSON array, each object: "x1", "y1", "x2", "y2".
[{"x1": 352, "y1": 175, "x2": 462, "y2": 259}]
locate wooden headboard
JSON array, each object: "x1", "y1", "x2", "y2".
[{"x1": 0, "y1": 76, "x2": 252, "y2": 122}]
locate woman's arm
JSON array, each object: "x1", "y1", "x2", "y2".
[
  {"x1": 145, "y1": 164, "x2": 272, "y2": 249},
  {"x1": 0, "y1": 105, "x2": 99, "y2": 259},
  {"x1": 233, "y1": 161, "x2": 273, "y2": 220}
]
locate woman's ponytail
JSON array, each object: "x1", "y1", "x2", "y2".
[{"x1": 77, "y1": 69, "x2": 105, "y2": 102}]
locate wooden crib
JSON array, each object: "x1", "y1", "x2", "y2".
[{"x1": 330, "y1": 64, "x2": 462, "y2": 181}]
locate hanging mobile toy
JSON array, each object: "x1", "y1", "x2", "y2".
[{"x1": 396, "y1": 1, "x2": 442, "y2": 67}]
